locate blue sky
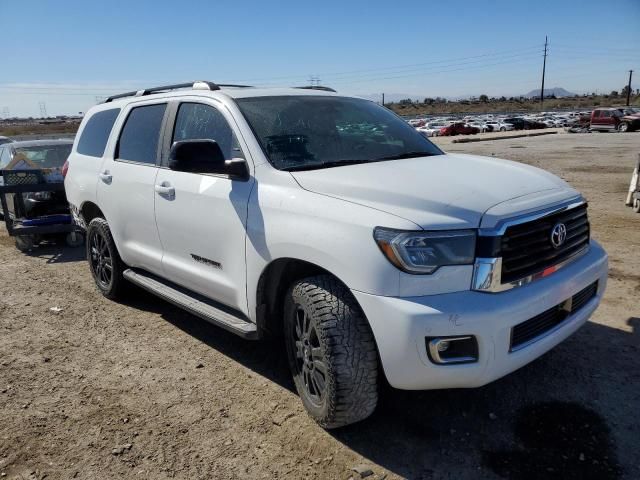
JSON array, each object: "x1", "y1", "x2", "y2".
[{"x1": 1, "y1": 0, "x2": 639, "y2": 117}]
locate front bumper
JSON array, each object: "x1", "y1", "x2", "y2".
[{"x1": 352, "y1": 240, "x2": 608, "y2": 390}]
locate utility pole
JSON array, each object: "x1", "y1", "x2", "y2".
[
  {"x1": 540, "y1": 36, "x2": 548, "y2": 108},
  {"x1": 382, "y1": 93, "x2": 385, "y2": 106},
  {"x1": 626, "y1": 70, "x2": 633, "y2": 106}
]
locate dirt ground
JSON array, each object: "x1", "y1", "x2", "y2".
[{"x1": 1, "y1": 132, "x2": 639, "y2": 480}]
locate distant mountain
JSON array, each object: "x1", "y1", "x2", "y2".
[{"x1": 524, "y1": 87, "x2": 576, "y2": 98}]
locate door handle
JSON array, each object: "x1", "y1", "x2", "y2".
[
  {"x1": 98, "y1": 170, "x2": 112, "y2": 184},
  {"x1": 155, "y1": 183, "x2": 175, "y2": 197}
]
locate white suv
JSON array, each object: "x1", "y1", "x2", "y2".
[{"x1": 64, "y1": 81, "x2": 608, "y2": 428}]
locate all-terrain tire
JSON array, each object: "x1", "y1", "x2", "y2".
[
  {"x1": 86, "y1": 217, "x2": 125, "y2": 299},
  {"x1": 284, "y1": 275, "x2": 378, "y2": 429}
]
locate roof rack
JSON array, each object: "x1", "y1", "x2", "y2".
[
  {"x1": 294, "y1": 86, "x2": 337, "y2": 93},
  {"x1": 103, "y1": 81, "x2": 253, "y2": 103}
]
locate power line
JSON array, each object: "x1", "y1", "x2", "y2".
[{"x1": 326, "y1": 54, "x2": 542, "y2": 86}]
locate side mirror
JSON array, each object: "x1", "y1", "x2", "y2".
[
  {"x1": 168, "y1": 139, "x2": 250, "y2": 180},
  {"x1": 169, "y1": 139, "x2": 225, "y2": 174},
  {"x1": 224, "y1": 158, "x2": 250, "y2": 181}
]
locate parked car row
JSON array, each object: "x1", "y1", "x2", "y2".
[{"x1": 408, "y1": 107, "x2": 640, "y2": 137}]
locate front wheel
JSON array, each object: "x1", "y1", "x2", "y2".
[
  {"x1": 633, "y1": 198, "x2": 640, "y2": 213},
  {"x1": 65, "y1": 231, "x2": 84, "y2": 248},
  {"x1": 618, "y1": 122, "x2": 629, "y2": 133},
  {"x1": 284, "y1": 275, "x2": 378, "y2": 429},
  {"x1": 15, "y1": 235, "x2": 35, "y2": 252},
  {"x1": 86, "y1": 218, "x2": 125, "y2": 299}
]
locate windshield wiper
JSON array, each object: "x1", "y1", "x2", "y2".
[
  {"x1": 374, "y1": 151, "x2": 437, "y2": 161},
  {"x1": 281, "y1": 152, "x2": 437, "y2": 172},
  {"x1": 281, "y1": 159, "x2": 370, "y2": 172}
]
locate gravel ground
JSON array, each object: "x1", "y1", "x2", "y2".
[{"x1": 0, "y1": 131, "x2": 638, "y2": 480}]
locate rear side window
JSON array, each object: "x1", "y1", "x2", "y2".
[
  {"x1": 77, "y1": 108, "x2": 120, "y2": 157},
  {"x1": 117, "y1": 104, "x2": 167, "y2": 164}
]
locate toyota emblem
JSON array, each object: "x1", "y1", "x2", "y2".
[{"x1": 550, "y1": 223, "x2": 567, "y2": 248}]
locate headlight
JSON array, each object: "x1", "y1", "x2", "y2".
[{"x1": 374, "y1": 227, "x2": 476, "y2": 274}]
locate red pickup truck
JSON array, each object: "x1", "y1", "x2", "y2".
[{"x1": 590, "y1": 107, "x2": 640, "y2": 132}]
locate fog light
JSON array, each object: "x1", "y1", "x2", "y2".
[{"x1": 426, "y1": 336, "x2": 478, "y2": 365}]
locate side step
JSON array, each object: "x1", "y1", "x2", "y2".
[{"x1": 123, "y1": 268, "x2": 258, "y2": 340}]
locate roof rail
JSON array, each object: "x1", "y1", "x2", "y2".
[
  {"x1": 102, "y1": 81, "x2": 253, "y2": 103},
  {"x1": 294, "y1": 86, "x2": 337, "y2": 93}
]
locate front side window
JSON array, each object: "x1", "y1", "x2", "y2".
[
  {"x1": 77, "y1": 108, "x2": 120, "y2": 157},
  {"x1": 236, "y1": 96, "x2": 442, "y2": 171},
  {"x1": 172, "y1": 103, "x2": 244, "y2": 160},
  {"x1": 117, "y1": 104, "x2": 167, "y2": 164}
]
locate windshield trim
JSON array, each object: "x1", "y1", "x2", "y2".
[{"x1": 233, "y1": 95, "x2": 444, "y2": 172}]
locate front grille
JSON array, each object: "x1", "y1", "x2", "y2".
[
  {"x1": 510, "y1": 281, "x2": 598, "y2": 351},
  {"x1": 500, "y1": 204, "x2": 590, "y2": 284}
]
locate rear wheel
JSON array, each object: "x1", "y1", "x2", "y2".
[
  {"x1": 86, "y1": 218, "x2": 125, "y2": 299},
  {"x1": 633, "y1": 198, "x2": 640, "y2": 213},
  {"x1": 284, "y1": 275, "x2": 378, "y2": 429},
  {"x1": 618, "y1": 122, "x2": 629, "y2": 133}
]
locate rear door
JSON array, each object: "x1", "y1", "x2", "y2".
[
  {"x1": 153, "y1": 99, "x2": 254, "y2": 314},
  {"x1": 96, "y1": 101, "x2": 167, "y2": 274},
  {"x1": 600, "y1": 110, "x2": 614, "y2": 130}
]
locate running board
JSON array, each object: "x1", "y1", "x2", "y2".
[{"x1": 123, "y1": 268, "x2": 258, "y2": 340}]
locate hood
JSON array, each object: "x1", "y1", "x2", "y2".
[{"x1": 290, "y1": 153, "x2": 579, "y2": 229}]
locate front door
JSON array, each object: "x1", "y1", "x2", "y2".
[
  {"x1": 154, "y1": 101, "x2": 254, "y2": 314},
  {"x1": 96, "y1": 101, "x2": 167, "y2": 274}
]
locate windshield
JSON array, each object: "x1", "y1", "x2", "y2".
[
  {"x1": 13, "y1": 144, "x2": 72, "y2": 169},
  {"x1": 235, "y1": 96, "x2": 443, "y2": 171}
]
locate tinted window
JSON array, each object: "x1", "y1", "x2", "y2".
[
  {"x1": 236, "y1": 96, "x2": 442, "y2": 171},
  {"x1": 172, "y1": 103, "x2": 244, "y2": 160},
  {"x1": 117, "y1": 104, "x2": 166, "y2": 164},
  {"x1": 77, "y1": 108, "x2": 120, "y2": 157}
]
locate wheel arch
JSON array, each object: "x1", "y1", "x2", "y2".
[
  {"x1": 80, "y1": 201, "x2": 105, "y2": 227},
  {"x1": 255, "y1": 257, "x2": 358, "y2": 337},
  {"x1": 79, "y1": 202, "x2": 125, "y2": 258}
]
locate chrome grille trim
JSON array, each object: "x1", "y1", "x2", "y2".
[{"x1": 472, "y1": 198, "x2": 590, "y2": 293}]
